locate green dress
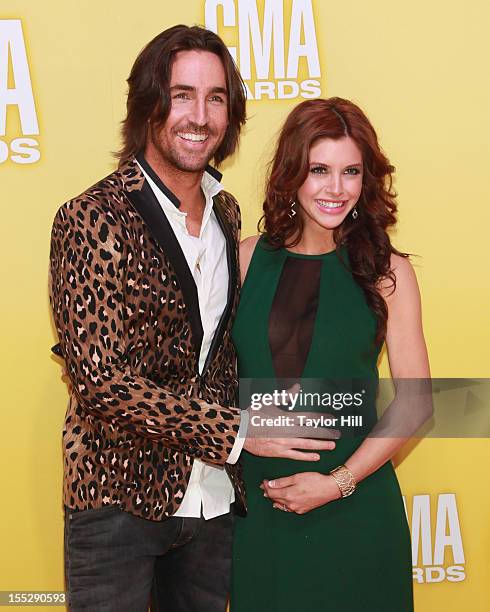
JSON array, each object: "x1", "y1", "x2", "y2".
[{"x1": 230, "y1": 237, "x2": 413, "y2": 612}]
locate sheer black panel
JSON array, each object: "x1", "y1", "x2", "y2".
[{"x1": 268, "y1": 257, "x2": 322, "y2": 381}]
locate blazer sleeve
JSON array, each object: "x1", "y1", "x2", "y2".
[{"x1": 49, "y1": 199, "x2": 241, "y2": 467}]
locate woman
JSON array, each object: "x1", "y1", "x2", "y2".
[{"x1": 231, "y1": 98, "x2": 430, "y2": 611}]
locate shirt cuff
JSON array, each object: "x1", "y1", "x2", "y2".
[{"x1": 226, "y1": 409, "x2": 249, "y2": 465}]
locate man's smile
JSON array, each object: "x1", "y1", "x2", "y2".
[{"x1": 177, "y1": 131, "x2": 209, "y2": 143}]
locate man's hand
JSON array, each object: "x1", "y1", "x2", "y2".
[
  {"x1": 243, "y1": 437, "x2": 336, "y2": 461},
  {"x1": 261, "y1": 472, "x2": 341, "y2": 514},
  {"x1": 243, "y1": 383, "x2": 340, "y2": 460}
]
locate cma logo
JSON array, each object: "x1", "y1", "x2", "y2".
[
  {"x1": 205, "y1": 0, "x2": 321, "y2": 100},
  {"x1": 0, "y1": 19, "x2": 40, "y2": 164},
  {"x1": 404, "y1": 494, "x2": 465, "y2": 584}
]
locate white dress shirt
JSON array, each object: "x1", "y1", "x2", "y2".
[{"x1": 137, "y1": 161, "x2": 245, "y2": 519}]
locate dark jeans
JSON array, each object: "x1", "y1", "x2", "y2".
[{"x1": 64, "y1": 505, "x2": 233, "y2": 612}]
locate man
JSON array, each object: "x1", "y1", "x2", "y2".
[{"x1": 50, "y1": 25, "x2": 333, "y2": 612}]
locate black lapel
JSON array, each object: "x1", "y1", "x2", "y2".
[
  {"x1": 201, "y1": 194, "x2": 238, "y2": 374},
  {"x1": 135, "y1": 153, "x2": 181, "y2": 208},
  {"x1": 125, "y1": 180, "x2": 204, "y2": 359},
  {"x1": 213, "y1": 195, "x2": 238, "y2": 306}
]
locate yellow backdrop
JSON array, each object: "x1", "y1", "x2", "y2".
[{"x1": 1, "y1": 1, "x2": 489, "y2": 610}]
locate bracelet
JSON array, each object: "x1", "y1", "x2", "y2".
[{"x1": 329, "y1": 464, "x2": 357, "y2": 498}]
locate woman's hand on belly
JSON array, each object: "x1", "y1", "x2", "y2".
[{"x1": 261, "y1": 472, "x2": 341, "y2": 514}]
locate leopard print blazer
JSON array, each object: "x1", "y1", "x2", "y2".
[{"x1": 49, "y1": 157, "x2": 246, "y2": 520}]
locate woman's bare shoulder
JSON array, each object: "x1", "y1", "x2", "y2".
[
  {"x1": 239, "y1": 235, "x2": 261, "y2": 284},
  {"x1": 378, "y1": 253, "x2": 418, "y2": 301},
  {"x1": 240, "y1": 234, "x2": 261, "y2": 255}
]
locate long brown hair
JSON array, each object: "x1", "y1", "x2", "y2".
[
  {"x1": 117, "y1": 25, "x2": 247, "y2": 165},
  {"x1": 260, "y1": 97, "x2": 408, "y2": 345}
]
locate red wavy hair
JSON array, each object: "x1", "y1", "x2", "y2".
[{"x1": 259, "y1": 97, "x2": 408, "y2": 345}]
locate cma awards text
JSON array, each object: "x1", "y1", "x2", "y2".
[
  {"x1": 0, "y1": 20, "x2": 40, "y2": 164},
  {"x1": 205, "y1": 0, "x2": 322, "y2": 100}
]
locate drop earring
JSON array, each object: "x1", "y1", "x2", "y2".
[
  {"x1": 289, "y1": 201, "x2": 297, "y2": 218},
  {"x1": 351, "y1": 207, "x2": 358, "y2": 220}
]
